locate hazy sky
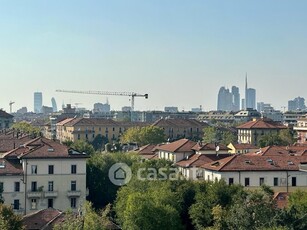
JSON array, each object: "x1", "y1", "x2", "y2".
[{"x1": 1, "y1": 0, "x2": 307, "y2": 112}]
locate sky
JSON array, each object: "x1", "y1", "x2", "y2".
[{"x1": 0, "y1": 0, "x2": 307, "y2": 112}]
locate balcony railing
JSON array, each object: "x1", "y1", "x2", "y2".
[
  {"x1": 67, "y1": 190, "x2": 81, "y2": 197},
  {"x1": 44, "y1": 191, "x2": 58, "y2": 198},
  {"x1": 27, "y1": 191, "x2": 43, "y2": 198}
]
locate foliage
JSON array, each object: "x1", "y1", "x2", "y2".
[
  {"x1": 258, "y1": 129, "x2": 295, "y2": 147},
  {"x1": 53, "y1": 202, "x2": 113, "y2": 230},
  {"x1": 91, "y1": 134, "x2": 108, "y2": 151},
  {"x1": 12, "y1": 122, "x2": 41, "y2": 138},
  {"x1": 120, "y1": 126, "x2": 166, "y2": 146},
  {"x1": 86, "y1": 152, "x2": 140, "y2": 208},
  {"x1": 0, "y1": 204, "x2": 24, "y2": 230},
  {"x1": 189, "y1": 180, "x2": 245, "y2": 230},
  {"x1": 203, "y1": 126, "x2": 236, "y2": 145},
  {"x1": 71, "y1": 140, "x2": 95, "y2": 155},
  {"x1": 115, "y1": 180, "x2": 183, "y2": 230}
]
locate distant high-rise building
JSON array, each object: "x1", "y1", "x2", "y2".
[
  {"x1": 217, "y1": 86, "x2": 240, "y2": 111},
  {"x1": 288, "y1": 97, "x2": 306, "y2": 111},
  {"x1": 244, "y1": 75, "x2": 256, "y2": 110},
  {"x1": 34, "y1": 92, "x2": 43, "y2": 113},
  {"x1": 164, "y1": 107, "x2": 179, "y2": 113},
  {"x1": 217, "y1": 87, "x2": 233, "y2": 111},
  {"x1": 93, "y1": 103, "x2": 111, "y2": 113},
  {"x1": 232, "y1": 86, "x2": 240, "y2": 111},
  {"x1": 51, "y1": 97, "x2": 58, "y2": 112}
]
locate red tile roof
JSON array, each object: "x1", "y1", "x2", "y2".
[
  {"x1": 201, "y1": 153, "x2": 307, "y2": 172},
  {"x1": 273, "y1": 192, "x2": 289, "y2": 209},
  {"x1": 137, "y1": 144, "x2": 157, "y2": 155},
  {"x1": 237, "y1": 118, "x2": 287, "y2": 129},
  {"x1": 192, "y1": 142, "x2": 229, "y2": 151},
  {"x1": 176, "y1": 153, "x2": 232, "y2": 168},
  {"x1": 153, "y1": 118, "x2": 208, "y2": 128},
  {"x1": 22, "y1": 208, "x2": 64, "y2": 230},
  {"x1": 156, "y1": 139, "x2": 196, "y2": 153},
  {"x1": 232, "y1": 143, "x2": 258, "y2": 150},
  {"x1": 0, "y1": 159, "x2": 23, "y2": 175}
]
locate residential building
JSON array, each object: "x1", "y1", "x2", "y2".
[
  {"x1": 197, "y1": 111, "x2": 235, "y2": 125},
  {"x1": 0, "y1": 135, "x2": 88, "y2": 215},
  {"x1": 34, "y1": 92, "x2": 43, "y2": 114},
  {"x1": 227, "y1": 143, "x2": 259, "y2": 154},
  {"x1": 152, "y1": 118, "x2": 208, "y2": 141},
  {"x1": 200, "y1": 145, "x2": 307, "y2": 192},
  {"x1": 294, "y1": 116, "x2": 307, "y2": 144},
  {"x1": 283, "y1": 111, "x2": 306, "y2": 126},
  {"x1": 156, "y1": 139, "x2": 196, "y2": 163},
  {"x1": 56, "y1": 117, "x2": 148, "y2": 144},
  {"x1": 0, "y1": 110, "x2": 14, "y2": 130},
  {"x1": 164, "y1": 107, "x2": 179, "y2": 113},
  {"x1": 237, "y1": 118, "x2": 287, "y2": 146},
  {"x1": 234, "y1": 108, "x2": 261, "y2": 123},
  {"x1": 93, "y1": 103, "x2": 111, "y2": 113}
]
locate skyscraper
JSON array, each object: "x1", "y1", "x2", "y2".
[
  {"x1": 232, "y1": 86, "x2": 240, "y2": 111},
  {"x1": 245, "y1": 75, "x2": 256, "y2": 110},
  {"x1": 34, "y1": 92, "x2": 43, "y2": 113},
  {"x1": 217, "y1": 86, "x2": 240, "y2": 111},
  {"x1": 51, "y1": 97, "x2": 58, "y2": 112}
]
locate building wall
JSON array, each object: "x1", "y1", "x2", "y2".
[
  {"x1": 202, "y1": 170, "x2": 307, "y2": 192},
  {"x1": 21, "y1": 158, "x2": 87, "y2": 214},
  {"x1": 238, "y1": 129, "x2": 280, "y2": 146}
]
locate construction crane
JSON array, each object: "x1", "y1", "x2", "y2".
[
  {"x1": 9, "y1": 101, "x2": 15, "y2": 113},
  {"x1": 56, "y1": 90, "x2": 148, "y2": 111}
]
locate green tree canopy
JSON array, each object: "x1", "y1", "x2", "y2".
[
  {"x1": 203, "y1": 126, "x2": 236, "y2": 145},
  {"x1": 0, "y1": 204, "x2": 24, "y2": 230},
  {"x1": 258, "y1": 129, "x2": 295, "y2": 148},
  {"x1": 120, "y1": 126, "x2": 166, "y2": 146},
  {"x1": 12, "y1": 122, "x2": 41, "y2": 138},
  {"x1": 71, "y1": 140, "x2": 95, "y2": 155}
]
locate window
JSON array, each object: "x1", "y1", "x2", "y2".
[
  {"x1": 71, "y1": 181, "x2": 76, "y2": 191},
  {"x1": 31, "y1": 199, "x2": 37, "y2": 209},
  {"x1": 113, "y1": 127, "x2": 115, "y2": 131},
  {"x1": 71, "y1": 198, "x2": 77, "y2": 208},
  {"x1": 92, "y1": 133, "x2": 95, "y2": 138},
  {"x1": 31, "y1": 182, "x2": 37, "y2": 192},
  {"x1": 48, "y1": 165, "x2": 54, "y2": 174},
  {"x1": 31, "y1": 165, "x2": 37, "y2": 174},
  {"x1": 259, "y1": 177, "x2": 265, "y2": 186},
  {"x1": 48, "y1": 199, "x2": 53, "y2": 208},
  {"x1": 71, "y1": 165, "x2": 77, "y2": 174},
  {"x1": 0, "y1": 182, "x2": 3, "y2": 192},
  {"x1": 14, "y1": 182, "x2": 20, "y2": 192},
  {"x1": 292, "y1": 177, "x2": 297, "y2": 186},
  {"x1": 13, "y1": 199, "x2": 19, "y2": 210},
  {"x1": 48, "y1": 181, "x2": 54, "y2": 192},
  {"x1": 229, "y1": 178, "x2": 234, "y2": 185},
  {"x1": 77, "y1": 134, "x2": 80, "y2": 140},
  {"x1": 85, "y1": 134, "x2": 88, "y2": 140},
  {"x1": 245, "y1": 178, "x2": 250, "y2": 187},
  {"x1": 274, "y1": 177, "x2": 279, "y2": 186}
]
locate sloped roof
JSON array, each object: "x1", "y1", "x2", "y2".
[
  {"x1": 176, "y1": 153, "x2": 231, "y2": 168},
  {"x1": 232, "y1": 143, "x2": 258, "y2": 150},
  {"x1": 153, "y1": 118, "x2": 208, "y2": 128},
  {"x1": 192, "y1": 142, "x2": 229, "y2": 151},
  {"x1": 22, "y1": 208, "x2": 64, "y2": 230},
  {"x1": 237, "y1": 118, "x2": 287, "y2": 129},
  {"x1": 0, "y1": 110, "x2": 13, "y2": 119},
  {"x1": 201, "y1": 153, "x2": 307, "y2": 172},
  {"x1": 0, "y1": 159, "x2": 23, "y2": 175},
  {"x1": 156, "y1": 139, "x2": 196, "y2": 153}
]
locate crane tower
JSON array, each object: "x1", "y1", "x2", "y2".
[{"x1": 56, "y1": 90, "x2": 148, "y2": 111}]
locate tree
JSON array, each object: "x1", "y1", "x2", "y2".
[
  {"x1": 0, "y1": 204, "x2": 24, "y2": 230},
  {"x1": 203, "y1": 126, "x2": 236, "y2": 145},
  {"x1": 115, "y1": 180, "x2": 183, "y2": 230},
  {"x1": 71, "y1": 140, "x2": 95, "y2": 155},
  {"x1": 87, "y1": 152, "x2": 139, "y2": 208},
  {"x1": 120, "y1": 126, "x2": 166, "y2": 146},
  {"x1": 258, "y1": 129, "x2": 295, "y2": 147},
  {"x1": 12, "y1": 122, "x2": 41, "y2": 138},
  {"x1": 53, "y1": 202, "x2": 113, "y2": 230},
  {"x1": 91, "y1": 134, "x2": 108, "y2": 152}
]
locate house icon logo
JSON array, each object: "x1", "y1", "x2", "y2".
[{"x1": 108, "y1": 163, "x2": 132, "y2": 186}]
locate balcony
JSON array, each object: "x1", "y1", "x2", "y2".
[
  {"x1": 294, "y1": 126, "x2": 307, "y2": 131},
  {"x1": 67, "y1": 190, "x2": 81, "y2": 197},
  {"x1": 27, "y1": 191, "x2": 43, "y2": 198},
  {"x1": 44, "y1": 191, "x2": 58, "y2": 198}
]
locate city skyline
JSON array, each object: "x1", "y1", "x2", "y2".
[{"x1": 0, "y1": 1, "x2": 307, "y2": 112}]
